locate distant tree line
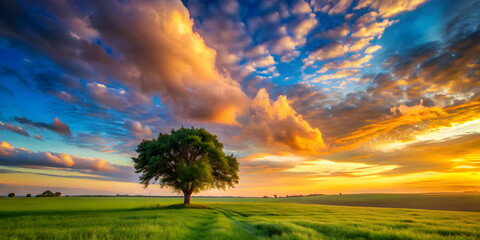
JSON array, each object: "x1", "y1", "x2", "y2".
[
  {"x1": 36, "y1": 190, "x2": 61, "y2": 197},
  {"x1": 5, "y1": 190, "x2": 62, "y2": 198},
  {"x1": 286, "y1": 194, "x2": 324, "y2": 198},
  {"x1": 262, "y1": 193, "x2": 325, "y2": 198}
]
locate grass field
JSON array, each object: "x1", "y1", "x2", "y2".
[
  {"x1": 271, "y1": 194, "x2": 480, "y2": 212},
  {"x1": 1, "y1": 195, "x2": 480, "y2": 239}
]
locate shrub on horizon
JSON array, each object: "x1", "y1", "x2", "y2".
[{"x1": 36, "y1": 190, "x2": 55, "y2": 197}]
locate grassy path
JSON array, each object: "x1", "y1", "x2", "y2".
[{"x1": 213, "y1": 207, "x2": 257, "y2": 236}]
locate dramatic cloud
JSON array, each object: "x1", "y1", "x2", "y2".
[
  {"x1": 0, "y1": 0, "x2": 242, "y2": 125},
  {"x1": 89, "y1": 0, "x2": 249, "y2": 124},
  {"x1": 298, "y1": 28, "x2": 480, "y2": 149},
  {"x1": 0, "y1": 121, "x2": 30, "y2": 137},
  {"x1": 15, "y1": 116, "x2": 72, "y2": 136},
  {"x1": 333, "y1": 100, "x2": 446, "y2": 150},
  {"x1": 0, "y1": 0, "x2": 327, "y2": 154},
  {"x1": 86, "y1": 83, "x2": 149, "y2": 111},
  {"x1": 239, "y1": 89, "x2": 325, "y2": 153}
]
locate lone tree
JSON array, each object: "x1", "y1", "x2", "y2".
[
  {"x1": 133, "y1": 127, "x2": 239, "y2": 205},
  {"x1": 8, "y1": 193, "x2": 15, "y2": 198}
]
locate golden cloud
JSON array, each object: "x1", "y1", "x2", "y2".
[
  {"x1": 354, "y1": 0, "x2": 429, "y2": 18},
  {"x1": 348, "y1": 37, "x2": 374, "y2": 52},
  {"x1": 351, "y1": 19, "x2": 397, "y2": 38},
  {"x1": 310, "y1": 69, "x2": 360, "y2": 83},
  {"x1": 307, "y1": 42, "x2": 349, "y2": 64},
  {"x1": 364, "y1": 45, "x2": 382, "y2": 54},
  {"x1": 333, "y1": 98, "x2": 480, "y2": 152},
  {"x1": 239, "y1": 89, "x2": 325, "y2": 154}
]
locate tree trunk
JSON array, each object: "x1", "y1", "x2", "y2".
[{"x1": 184, "y1": 192, "x2": 191, "y2": 205}]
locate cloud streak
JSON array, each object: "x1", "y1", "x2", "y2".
[
  {"x1": 0, "y1": 121, "x2": 30, "y2": 137},
  {"x1": 15, "y1": 116, "x2": 72, "y2": 136},
  {"x1": 0, "y1": 141, "x2": 135, "y2": 182}
]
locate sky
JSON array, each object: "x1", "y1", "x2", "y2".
[{"x1": 0, "y1": 0, "x2": 479, "y2": 197}]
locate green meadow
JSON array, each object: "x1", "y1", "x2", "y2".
[{"x1": 1, "y1": 195, "x2": 480, "y2": 240}]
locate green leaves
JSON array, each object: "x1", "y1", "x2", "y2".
[{"x1": 132, "y1": 127, "x2": 239, "y2": 196}]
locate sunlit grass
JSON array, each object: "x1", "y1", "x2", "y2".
[{"x1": 1, "y1": 196, "x2": 479, "y2": 239}]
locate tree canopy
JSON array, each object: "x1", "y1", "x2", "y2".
[
  {"x1": 132, "y1": 127, "x2": 239, "y2": 204},
  {"x1": 36, "y1": 190, "x2": 55, "y2": 197}
]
